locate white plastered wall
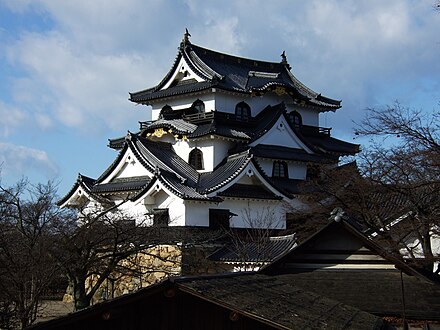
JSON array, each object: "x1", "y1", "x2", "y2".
[
  {"x1": 173, "y1": 138, "x2": 233, "y2": 172},
  {"x1": 184, "y1": 202, "x2": 211, "y2": 227},
  {"x1": 219, "y1": 199, "x2": 287, "y2": 229},
  {"x1": 285, "y1": 103, "x2": 320, "y2": 127},
  {"x1": 213, "y1": 92, "x2": 289, "y2": 116},
  {"x1": 151, "y1": 94, "x2": 216, "y2": 120}
]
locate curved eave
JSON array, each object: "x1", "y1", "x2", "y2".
[
  {"x1": 95, "y1": 143, "x2": 130, "y2": 184},
  {"x1": 57, "y1": 174, "x2": 109, "y2": 208},
  {"x1": 129, "y1": 81, "x2": 215, "y2": 104},
  {"x1": 201, "y1": 152, "x2": 253, "y2": 194},
  {"x1": 204, "y1": 156, "x2": 291, "y2": 201},
  {"x1": 131, "y1": 173, "x2": 220, "y2": 204},
  {"x1": 142, "y1": 119, "x2": 197, "y2": 136},
  {"x1": 183, "y1": 43, "x2": 223, "y2": 81},
  {"x1": 285, "y1": 67, "x2": 341, "y2": 109},
  {"x1": 57, "y1": 174, "x2": 93, "y2": 206},
  {"x1": 95, "y1": 135, "x2": 156, "y2": 185},
  {"x1": 129, "y1": 49, "x2": 184, "y2": 103}
]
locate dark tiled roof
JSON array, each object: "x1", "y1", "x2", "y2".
[
  {"x1": 276, "y1": 270, "x2": 440, "y2": 320},
  {"x1": 57, "y1": 174, "x2": 95, "y2": 206},
  {"x1": 304, "y1": 134, "x2": 360, "y2": 155},
  {"x1": 217, "y1": 183, "x2": 282, "y2": 200},
  {"x1": 130, "y1": 41, "x2": 341, "y2": 109},
  {"x1": 130, "y1": 81, "x2": 215, "y2": 103},
  {"x1": 269, "y1": 177, "x2": 308, "y2": 195},
  {"x1": 108, "y1": 136, "x2": 125, "y2": 150},
  {"x1": 143, "y1": 119, "x2": 197, "y2": 135},
  {"x1": 179, "y1": 274, "x2": 387, "y2": 329},
  {"x1": 158, "y1": 172, "x2": 221, "y2": 202},
  {"x1": 251, "y1": 144, "x2": 334, "y2": 163},
  {"x1": 209, "y1": 234, "x2": 297, "y2": 262},
  {"x1": 199, "y1": 152, "x2": 252, "y2": 193},
  {"x1": 134, "y1": 136, "x2": 199, "y2": 186},
  {"x1": 91, "y1": 176, "x2": 150, "y2": 194},
  {"x1": 189, "y1": 122, "x2": 251, "y2": 140}
]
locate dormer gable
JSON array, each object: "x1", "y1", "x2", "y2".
[
  {"x1": 161, "y1": 56, "x2": 206, "y2": 90},
  {"x1": 250, "y1": 114, "x2": 313, "y2": 153}
]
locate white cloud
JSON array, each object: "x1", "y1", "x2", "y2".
[
  {"x1": 0, "y1": 101, "x2": 27, "y2": 136},
  {"x1": 3, "y1": 0, "x2": 440, "y2": 137},
  {"x1": 0, "y1": 142, "x2": 58, "y2": 178},
  {"x1": 7, "y1": 31, "x2": 161, "y2": 132}
]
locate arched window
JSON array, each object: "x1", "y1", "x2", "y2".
[
  {"x1": 189, "y1": 148, "x2": 204, "y2": 170},
  {"x1": 235, "y1": 102, "x2": 251, "y2": 121},
  {"x1": 192, "y1": 99, "x2": 205, "y2": 113},
  {"x1": 272, "y1": 161, "x2": 288, "y2": 178},
  {"x1": 288, "y1": 111, "x2": 302, "y2": 129},
  {"x1": 159, "y1": 105, "x2": 172, "y2": 119}
]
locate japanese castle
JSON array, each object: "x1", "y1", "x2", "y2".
[{"x1": 59, "y1": 31, "x2": 359, "y2": 229}]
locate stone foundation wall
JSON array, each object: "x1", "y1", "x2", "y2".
[{"x1": 63, "y1": 243, "x2": 233, "y2": 305}]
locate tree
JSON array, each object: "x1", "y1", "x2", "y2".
[
  {"x1": 0, "y1": 179, "x2": 64, "y2": 329},
  {"x1": 49, "y1": 202, "x2": 186, "y2": 311},
  {"x1": 355, "y1": 103, "x2": 440, "y2": 273},
  {"x1": 302, "y1": 102, "x2": 440, "y2": 273}
]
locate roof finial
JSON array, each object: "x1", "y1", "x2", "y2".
[
  {"x1": 280, "y1": 50, "x2": 291, "y2": 70},
  {"x1": 184, "y1": 28, "x2": 191, "y2": 43}
]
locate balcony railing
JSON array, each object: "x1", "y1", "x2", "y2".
[{"x1": 299, "y1": 124, "x2": 331, "y2": 136}]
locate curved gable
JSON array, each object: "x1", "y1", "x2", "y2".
[{"x1": 250, "y1": 115, "x2": 313, "y2": 153}]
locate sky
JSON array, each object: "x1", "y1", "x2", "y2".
[{"x1": 0, "y1": 0, "x2": 439, "y2": 196}]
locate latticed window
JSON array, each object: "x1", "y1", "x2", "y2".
[
  {"x1": 192, "y1": 99, "x2": 205, "y2": 113},
  {"x1": 189, "y1": 148, "x2": 204, "y2": 170},
  {"x1": 235, "y1": 102, "x2": 251, "y2": 121},
  {"x1": 273, "y1": 161, "x2": 288, "y2": 178},
  {"x1": 288, "y1": 111, "x2": 302, "y2": 129}
]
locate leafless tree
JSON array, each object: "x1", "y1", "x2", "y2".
[
  {"x1": 0, "y1": 179, "x2": 63, "y2": 329},
  {"x1": 301, "y1": 102, "x2": 440, "y2": 273}
]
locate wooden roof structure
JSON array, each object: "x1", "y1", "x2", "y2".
[{"x1": 30, "y1": 273, "x2": 390, "y2": 330}]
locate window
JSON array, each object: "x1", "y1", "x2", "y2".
[
  {"x1": 152, "y1": 208, "x2": 169, "y2": 227},
  {"x1": 189, "y1": 148, "x2": 204, "y2": 170},
  {"x1": 192, "y1": 99, "x2": 205, "y2": 113},
  {"x1": 273, "y1": 161, "x2": 288, "y2": 178},
  {"x1": 209, "y1": 209, "x2": 232, "y2": 230},
  {"x1": 288, "y1": 111, "x2": 302, "y2": 129},
  {"x1": 159, "y1": 105, "x2": 172, "y2": 119},
  {"x1": 235, "y1": 102, "x2": 251, "y2": 121}
]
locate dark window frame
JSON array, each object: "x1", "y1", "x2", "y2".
[
  {"x1": 288, "y1": 111, "x2": 302, "y2": 129},
  {"x1": 235, "y1": 102, "x2": 251, "y2": 121},
  {"x1": 189, "y1": 148, "x2": 204, "y2": 170},
  {"x1": 273, "y1": 161, "x2": 289, "y2": 178},
  {"x1": 192, "y1": 99, "x2": 205, "y2": 113}
]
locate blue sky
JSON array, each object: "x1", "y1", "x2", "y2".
[{"x1": 1, "y1": 0, "x2": 439, "y2": 196}]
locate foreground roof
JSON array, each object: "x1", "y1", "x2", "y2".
[{"x1": 30, "y1": 273, "x2": 388, "y2": 330}]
